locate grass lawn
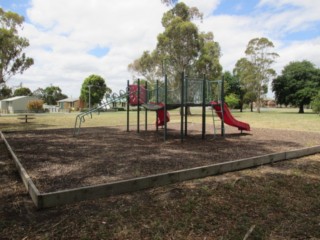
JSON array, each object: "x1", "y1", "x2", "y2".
[
  {"x1": 0, "y1": 107, "x2": 319, "y2": 132},
  {"x1": 1, "y1": 107, "x2": 320, "y2": 239}
]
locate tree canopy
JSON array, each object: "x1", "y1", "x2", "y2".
[
  {"x1": 235, "y1": 37, "x2": 278, "y2": 113},
  {"x1": 0, "y1": 8, "x2": 33, "y2": 85},
  {"x1": 233, "y1": 57, "x2": 258, "y2": 112},
  {"x1": 80, "y1": 74, "x2": 111, "y2": 108},
  {"x1": 13, "y1": 86, "x2": 31, "y2": 96},
  {"x1": 32, "y1": 86, "x2": 68, "y2": 105},
  {"x1": 0, "y1": 84, "x2": 12, "y2": 99},
  {"x1": 128, "y1": 2, "x2": 221, "y2": 86},
  {"x1": 272, "y1": 60, "x2": 320, "y2": 113}
]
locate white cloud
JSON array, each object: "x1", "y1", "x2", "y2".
[
  {"x1": 10, "y1": 0, "x2": 168, "y2": 97},
  {"x1": 182, "y1": 0, "x2": 220, "y2": 16},
  {"x1": 6, "y1": 0, "x2": 320, "y2": 100}
]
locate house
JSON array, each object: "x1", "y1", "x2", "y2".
[
  {"x1": 43, "y1": 104, "x2": 60, "y2": 113},
  {"x1": 57, "y1": 98, "x2": 81, "y2": 112},
  {"x1": 0, "y1": 96, "x2": 39, "y2": 114}
]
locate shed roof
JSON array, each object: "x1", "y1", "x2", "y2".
[
  {"x1": 0, "y1": 96, "x2": 34, "y2": 102},
  {"x1": 57, "y1": 98, "x2": 79, "y2": 103}
]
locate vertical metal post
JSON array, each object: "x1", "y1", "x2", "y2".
[
  {"x1": 137, "y1": 79, "x2": 140, "y2": 133},
  {"x1": 127, "y1": 80, "x2": 130, "y2": 132},
  {"x1": 184, "y1": 75, "x2": 188, "y2": 137},
  {"x1": 156, "y1": 80, "x2": 159, "y2": 132},
  {"x1": 202, "y1": 75, "x2": 206, "y2": 139},
  {"x1": 164, "y1": 75, "x2": 168, "y2": 141},
  {"x1": 145, "y1": 81, "x2": 148, "y2": 131},
  {"x1": 221, "y1": 76, "x2": 225, "y2": 136},
  {"x1": 88, "y1": 84, "x2": 93, "y2": 111},
  {"x1": 180, "y1": 72, "x2": 184, "y2": 142}
]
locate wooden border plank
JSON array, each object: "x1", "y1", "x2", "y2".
[
  {"x1": 39, "y1": 149, "x2": 318, "y2": 209},
  {"x1": 2, "y1": 130, "x2": 320, "y2": 209},
  {"x1": 1, "y1": 132, "x2": 41, "y2": 207}
]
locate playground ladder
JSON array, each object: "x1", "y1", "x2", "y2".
[{"x1": 211, "y1": 102, "x2": 223, "y2": 137}]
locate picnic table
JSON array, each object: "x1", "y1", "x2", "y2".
[{"x1": 17, "y1": 114, "x2": 35, "y2": 123}]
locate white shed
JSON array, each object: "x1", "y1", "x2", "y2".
[{"x1": 0, "y1": 96, "x2": 39, "y2": 114}]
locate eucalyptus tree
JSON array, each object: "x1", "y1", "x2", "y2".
[
  {"x1": 129, "y1": 2, "x2": 221, "y2": 87},
  {"x1": 0, "y1": 8, "x2": 33, "y2": 85},
  {"x1": 43, "y1": 86, "x2": 68, "y2": 105},
  {"x1": 233, "y1": 57, "x2": 258, "y2": 112},
  {"x1": 244, "y1": 37, "x2": 278, "y2": 113}
]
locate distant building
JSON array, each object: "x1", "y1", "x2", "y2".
[
  {"x1": 43, "y1": 104, "x2": 60, "y2": 113},
  {"x1": 0, "y1": 96, "x2": 39, "y2": 114},
  {"x1": 57, "y1": 98, "x2": 81, "y2": 112}
]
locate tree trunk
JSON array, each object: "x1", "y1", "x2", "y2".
[
  {"x1": 250, "y1": 102, "x2": 253, "y2": 112},
  {"x1": 186, "y1": 106, "x2": 192, "y2": 115},
  {"x1": 299, "y1": 104, "x2": 304, "y2": 113},
  {"x1": 180, "y1": 106, "x2": 192, "y2": 116}
]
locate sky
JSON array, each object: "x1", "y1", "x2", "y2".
[{"x1": 1, "y1": 0, "x2": 320, "y2": 99}]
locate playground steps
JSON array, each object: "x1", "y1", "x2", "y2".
[{"x1": 211, "y1": 103, "x2": 223, "y2": 137}]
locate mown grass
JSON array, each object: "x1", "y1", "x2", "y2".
[{"x1": 0, "y1": 107, "x2": 319, "y2": 132}]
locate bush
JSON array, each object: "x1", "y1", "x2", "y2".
[
  {"x1": 311, "y1": 91, "x2": 320, "y2": 114},
  {"x1": 225, "y1": 93, "x2": 239, "y2": 109},
  {"x1": 27, "y1": 100, "x2": 44, "y2": 113}
]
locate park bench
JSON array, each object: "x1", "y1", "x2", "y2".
[{"x1": 17, "y1": 114, "x2": 35, "y2": 123}]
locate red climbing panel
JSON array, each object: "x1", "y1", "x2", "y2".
[
  {"x1": 156, "y1": 103, "x2": 170, "y2": 127},
  {"x1": 128, "y1": 85, "x2": 147, "y2": 106}
]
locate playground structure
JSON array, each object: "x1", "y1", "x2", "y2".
[{"x1": 74, "y1": 73, "x2": 250, "y2": 139}]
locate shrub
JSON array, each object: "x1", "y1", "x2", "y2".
[
  {"x1": 27, "y1": 100, "x2": 44, "y2": 113},
  {"x1": 225, "y1": 93, "x2": 239, "y2": 109}
]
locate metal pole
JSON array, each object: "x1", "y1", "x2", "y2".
[
  {"x1": 137, "y1": 79, "x2": 140, "y2": 133},
  {"x1": 127, "y1": 80, "x2": 130, "y2": 132},
  {"x1": 221, "y1": 76, "x2": 225, "y2": 136},
  {"x1": 156, "y1": 80, "x2": 159, "y2": 132},
  {"x1": 180, "y1": 72, "x2": 184, "y2": 142},
  {"x1": 164, "y1": 74, "x2": 168, "y2": 141},
  {"x1": 202, "y1": 75, "x2": 206, "y2": 139},
  {"x1": 145, "y1": 81, "x2": 148, "y2": 131},
  {"x1": 184, "y1": 74, "x2": 188, "y2": 137}
]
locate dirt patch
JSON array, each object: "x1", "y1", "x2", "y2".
[{"x1": 3, "y1": 124, "x2": 320, "y2": 193}]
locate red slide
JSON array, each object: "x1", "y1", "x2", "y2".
[
  {"x1": 156, "y1": 103, "x2": 170, "y2": 127},
  {"x1": 210, "y1": 101, "x2": 250, "y2": 131}
]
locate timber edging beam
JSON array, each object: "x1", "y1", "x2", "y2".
[{"x1": 1, "y1": 130, "x2": 320, "y2": 209}]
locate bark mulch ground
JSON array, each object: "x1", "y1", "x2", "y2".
[{"x1": 3, "y1": 124, "x2": 320, "y2": 193}]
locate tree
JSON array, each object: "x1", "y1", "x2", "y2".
[
  {"x1": 80, "y1": 74, "x2": 111, "y2": 108},
  {"x1": 13, "y1": 87, "x2": 31, "y2": 96},
  {"x1": 311, "y1": 91, "x2": 320, "y2": 115},
  {"x1": 244, "y1": 37, "x2": 279, "y2": 113},
  {"x1": 194, "y1": 32, "x2": 222, "y2": 80},
  {"x1": 43, "y1": 86, "x2": 68, "y2": 105},
  {"x1": 128, "y1": 50, "x2": 161, "y2": 86},
  {"x1": 233, "y1": 58, "x2": 257, "y2": 112},
  {"x1": 272, "y1": 60, "x2": 320, "y2": 113},
  {"x1": 0, "y1": 85, "x2": 12, "y2": 99},
  {"x1": 32, "y1": 87, "x2": 45, "y2": 99},
  {"x1": 129, "y1": 2, "x2": 222, "y2": 115},
  {"x1": 225, "y1": 93, "x2": 239, "y2": 109},
  {"x1": 130, "y1": 3, "x2": 221, "y2": 82},
  {"x1": 0, "y1": 8, "x2": 34, "y2": 84}
]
